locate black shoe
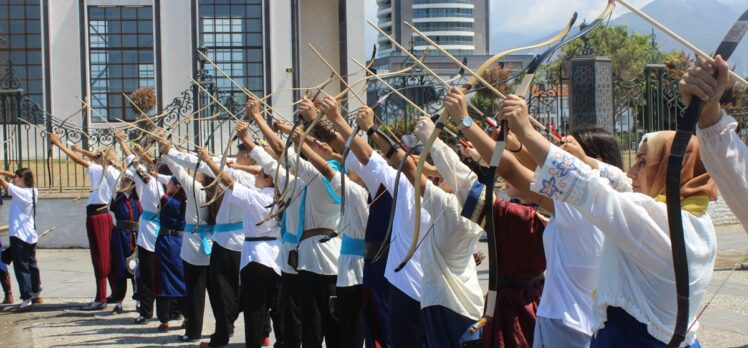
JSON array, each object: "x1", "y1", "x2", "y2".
[
  {"x1": 178, "y1": 335, "x2": 200, "y2": 343},
  {"x1": 106, "y1": 296, "x2": 113, "y2": 303},
  {"x1": 133, "y1": 316, "x2": 149, "y2": 324},
  {"x1": 79, "y1": 301, "x2": 106, "y2": 311},
  {"x1": 111, "y1": 305, "x2": 123, "y2": 315}
]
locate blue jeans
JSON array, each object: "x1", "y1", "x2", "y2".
[{"x1": 10, "y1": 237, "x2": 41, "y2": 300}]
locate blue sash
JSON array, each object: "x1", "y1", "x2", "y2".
[
  {"x1": 185, "y1": 223, "x2": 214, "y2": 255},
  {"x1": 213, "y1": 221, "x2": 244, "y2": 233},
  {"x1": 341, "y1": 235, "x2": 365, "y2": 256}
]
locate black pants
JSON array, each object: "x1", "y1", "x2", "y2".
[
  {"x1": 183, "y1": 261, "x2": 209, "y2": 338},
  {"x1": 279, "y1": 272, "x2": 303, "y2": 348},
  {"x1": 10, "y1": 237, "x2": 41, "y2": 300},
  {"x1": 299, "y1": 270, "x2": 339, "y2": 348},
  {"x1": 206, "y1": 243, "x2": 241, "y2": 346},
  {"x1": 241, "y1": 262, "x2": 282, "y2": 348},
  {"x1": 389, "y1": 283, "x2": 425, "y2": 348},
  {"x1": 336, "y1": 285, "x2": 364, "y2": 348},
  {"x1": 157, "y1": 297, "x2": 186, "y2": 324},
  {"x1": 137, "y1": 246, "x2": 156, "y2": 318}
]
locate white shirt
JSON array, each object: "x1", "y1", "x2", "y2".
[
  {"x1": 537, "y1": 161, "x2": 630, "y2": 335},
  {"x1": 7, "y1": 183, "x2": 38, "y2": 244},
  {"x1": 348, "y1": 151, "x2": 429, "y2": 301},
  {"x1": 166, "y1": 148, "x2": 248, "y2": 252},
  {"x1": 228, "y1": 184, "x2": 281, "y2": 275},
  {"x1": 250, "y1": 146, "x2": 341, "y2": 276},
  {"x1": 426, "y1": 139, "x2": 490, "y2": 319},
  {"x1": 696, "y1": 111, "x2": 748, "y2": 231},
  {"x1": 531, "y1": 145, "x2": 716, "y2": 345},
  {"x1": 332, "y1": 170, "x2": 367, "y2": 287},
  {"x1": 87, "y1": 163, "x2": 120, "y2": 205},
  {"x1": 125, "y1": 155, "x2": 164, "y2": 252},
  {"x1": 161, "y1": 156, "x2": 212, "y2": 266}
]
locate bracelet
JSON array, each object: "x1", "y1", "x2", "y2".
[
  {"x1": 385, "y1": 143, "x2": 400, "y2": 160},
  {"x1": 366, "y1": 125, "x2": 379, "y2": 137},
  {"x1": 508, "y1": 143, "x2": 523, "y2": 153}
]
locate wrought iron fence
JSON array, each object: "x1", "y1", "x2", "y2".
[{"x1": 0, "y1": 61, "x2": 248, "y2": 195}]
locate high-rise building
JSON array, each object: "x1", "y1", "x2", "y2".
[{"x1": 376, "y1": 0, "x2": 489, "y2": 57}]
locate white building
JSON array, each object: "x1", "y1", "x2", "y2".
[{"x1": 0, "y1": 0, "x2": 364, "y2": 142}]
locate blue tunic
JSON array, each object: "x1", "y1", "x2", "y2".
[
  {"x1": 155, "y1": 194, "x2": 186, "y2": 298},
  {"x1": 591, "y1": 307, "x2": 702, "y2": 348},
  {"x1": 110, "y1": 192, "x2": 142, "y2": 279}
]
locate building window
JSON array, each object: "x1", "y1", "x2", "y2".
[
  {"x1": 413, "y1": 8, "x2": 472, "y2": 18},
  {"x1": 413, "y1": 21, "x2": 473, "y2": 32},
  {"x1": 0, "y1": 0, "x2": 43, "y2": 106},
  {"x1": 88, "y1": 6, "x2": 155, "y2": 122},
  {"x1": 414, "y1": 36, "x2": 473, "y2": 46},
  {"x1": 199, "y1": 0, "x2": 264, "y2": 105}
]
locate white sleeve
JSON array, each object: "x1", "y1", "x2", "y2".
[
  {"x1": 249, "y1": 146, "x2": 295, "y2": 189},
  {"x1": 351, "y1": 151, "x2": 391, "y2": 194},
  {"x1": 530, "y1": 145, "x2": 674, "y2": 262},
  {"x1": 696, "y1": 111, "x2": 748, "y2": 229},
  {"x1": 430, "y1": 139, "x2": 480, "y2": 207},
  {"x1": 595, "y1": 160, "x2": 633, "y2": 193},
  {"x1": 161, "y1": 156, "x2": 195, "y2": 194},
  {"x1": 166, "y1": 148, "x2": 215, "y2": 178},
  {"x1": 6, "y1": 183, "x2": 32, "y2": 204},
  {"x1": 156, "y1": 174, "x2": 171, "y2": 186}
]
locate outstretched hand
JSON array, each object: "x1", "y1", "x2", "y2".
[
  {"x1": 413, "y1": 117, "x2": 435, "y2": 144},
  {"x1": 497, "y1": 95, "x2": 532, "y2": 138},
  {"x1": 356, "y1": 106, "x2": 375, "y2": 131},
  {"x1": 319, "y1": 96, "x2": 341, "y2": 120},
  {"x1": 444, "y1": 87, "x2": 468, "y2": 123},
  {"x1": 678, "y1": 54, "x2": 729, "y2": 128},
  {"x1": 197, "y1": 147, "x2": 211, "y2": 162},
  {"x1": 235, "y1": 121, "x2": 250, "y2": 140},
  {"x1": 298, "y1": 98, "x2": 318, "y2": 121}
]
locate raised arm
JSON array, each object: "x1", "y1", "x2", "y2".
[
  {"x1": 49, "y1": 133, "x2": 89, "y2": 168},
  {"x1": 198, "y1": 148, "x2": 233, "y2": 188},
  {"x1": 290, "y1": 129, "x2": 335, "y2": 181},
  {"x1": 247, "y1": 98, "x2": 285, "y2": 154},
  {"x1": 71, "y1": 144, "x2": 98, "y2": 160},
  {"x1": 115, "y1": 130, "x2": 134, "y2": 158}
]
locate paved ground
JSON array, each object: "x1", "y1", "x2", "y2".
[{"x1": 0, "y1": 224, "x2": 746, "y2": 347}]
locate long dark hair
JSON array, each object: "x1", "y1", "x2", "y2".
[
  {"x1": 14, "y1": 168, "x2": 34, "y2": 188},
  {"x1": 570, "y1": 126, "x2": 623, "y2": 169}
]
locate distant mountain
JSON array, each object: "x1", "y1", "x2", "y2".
[{"x1": 612, "y1": 0, "x2": 748, "y2": 75}]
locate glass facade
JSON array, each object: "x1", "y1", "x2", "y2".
[
  {"x1": 199, "y1": 0, "x2": 264, "y2": 105},
  {"x1": 88, "y1": 6, "x2": 155, "y2": 122},
  {"x1": 0, "y1": 0, "x2": 43, "y2": 105},
  {"x1": 413, "y1": 8, "x2": 472, "y2": 18}
]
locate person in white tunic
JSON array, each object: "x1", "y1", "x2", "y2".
[
  {"x1": 244, "y1": 99, "x2": 342, "y2": 348},
  {"x1": 156, "y1": 137, "x2": 214, "y2": 343},
  {"x1": 114, "y1": 131, "x2": 168, "y2": 323},
  {"x1": 0, "y1": 168, "x2": 40, "y2": 312},
  {"x1": 197, "y1": 131, "x2": 281, "y2": 348},
  {"x1": 341, "y1": 104, "x2": 432, "y2": 348},
  {"x1": 162, "y1": 138, "x2": 255, "y2": 348},
  {"x1": 680, "y1": 55, "x2": 748, "y2": 231},
  {"x1": 50, "y1": 134, "x2": 120, "y2": 311},
  {"x1": 499, "y1": 93, "x2": 717, "y2": 347},
  {"x1": 279, "y1": 102, "x2": 369, "y2": 347}
]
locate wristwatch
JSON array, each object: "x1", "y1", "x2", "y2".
[{"x1": 459, "y1": 116, "x2": 473, "y2": 130}]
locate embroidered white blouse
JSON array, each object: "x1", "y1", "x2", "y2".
[
  {"x1": 696, "y1": 111, "x2": 748, "y2": 230},
  {"x1": 530, "y1": 145, "x2": 716, "y2": 345},
  {"x1": 228, "y1": 184, "x2": 281, "y2": 276}
]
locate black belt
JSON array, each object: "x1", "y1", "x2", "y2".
[
  {"x1": 364, "y1": 242, "x2": 385, "y2": 262},
  {"x1": 86, "y1": 204, "x2": 108, "y2": 216},
  {"x1": 299, "y1": 228, "x2": 335, "y2": 243},
  {"x1": 245, "y1": 237, "x2": 278, "y2": 242},
  {"x1": 160, "y1": 229, "x2": 183, "y2": 237},
  {"x1": 496, "y1": 273, "x2": 545, "y2": 288},
  {"x1": 115, "y1": 220, "x2": 139, "y2": 231}
]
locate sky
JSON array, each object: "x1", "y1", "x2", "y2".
[{"x1": 364, "y1": 0, "x2": 747, "y2": 52}]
